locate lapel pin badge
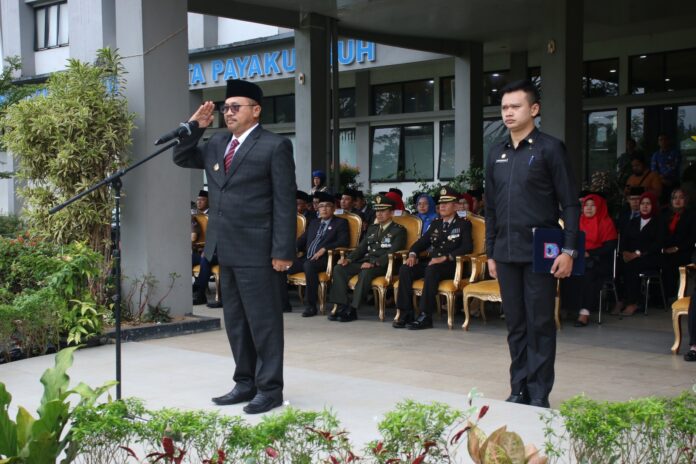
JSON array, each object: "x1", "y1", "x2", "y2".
[{"x1": 213, "y1": 163, "x2": 220, "y2": 171}]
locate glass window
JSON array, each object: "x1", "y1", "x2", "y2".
[
  {"x1": 677, "y1": 105, "x2": 696, "y2": 164},
  {"x1": 372, "y1": 83, "x2": 402, "y2": 115},
  {"x1": 274, "y1": 95, "x2": 295, "y2": 123},
  {"x1": 403, "y1": 80, "x2": 434, "y2": 113},
  {"x1": 370, "y1": 123, "x2": 434, "y2": 181},
  {"x1": 665, "y1": 49, "x2": 696, "y2": 93},
  {"x1": 630, "y1": 53, "x2": 663, "y2": 94},
  {"x1": 403, "y1": 125, "x2": 434, "y2": 180},
  {"x1": 260, "y1": 97, "x2": 275, "y2": 125},
  {"x1": 484, "y1": 71, "x2": 509, "y2": 106},
  {"x1": 441, "y1": 76, "x2": 454, "y2": 110},
  {"x1": 528, "y1": 67, "x2": 542, "y2": 94},
  {"x1": 338, "y1": 88, "x2": 356, "y2": 118},
  {"x1": 439, "y1": 121, "x2": 455, "y2": 179},
  {"x1": 584, "y1": 59, "x2": 619, "y2": 97},
  {"x1": 483, "y1": 118, "x2": 508, "y2": 165},
  {"x1": 371, "y1": 127, "x2": 401, "y2": 181},
  {"x1": 629, "y1": 107, "x2": 645, "y2": 149},
  {"x1": 585, "y1": 110, "x2": 618, "y2": 176},
  {"x1": 35, "y1": 2, "x2": 68, "y2": 50},
  {"x1": 339, "y1": 129, "x2": 357, "y2": 166}
]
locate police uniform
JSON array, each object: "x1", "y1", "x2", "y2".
[
  {"x1": 485, "y1": 127, "x2": 579, "y2": 406},
  {"x1": 395, "y1": 187, "x2": 474, "y2": 329},
  {"x1": 328, "y1": 195, "x2": 406, "y2": 322}
]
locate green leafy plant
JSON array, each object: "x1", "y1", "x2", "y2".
[
  {"x1": 122, "y1": 272, "x2": 179, "y2": 324},
  {"x1": 465, "y1": 422, "x2": 548, "y2": 464},
  {"x1": 1, "y1": 48, "x2": 135, "y2": 259},
  {"x1": 0, "y1": 346, "x2": 116, "y2": 464},
  {"x1": 409, "y1": 166, "x2": 484, "y2": 207},
  {"x1": 62, "y1": 300, "x2": 104, "y2": 346},
  {"x1": 542, "y1": 392, "x2": 696, "y2": 464},
  {"x1": 0, "y1": 216, "x2": 24, "y2": 238}
]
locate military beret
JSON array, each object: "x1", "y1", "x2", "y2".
[
  {"x1": 373, "y1": 194, "x2": 396, "y2": 211},
  {"x1": 313, "y1": 191, "x2": 334, "y2": 204},
  {"x1": 437, "y1": 186, "x2": 459, "y2": 204},
  {"x1": 226, "y1": 79, "x2": 263, "y2": 103}
]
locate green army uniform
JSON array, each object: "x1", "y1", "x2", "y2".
[{"x1": 328, "y1": 195, "x2": 406, "y2": 320}]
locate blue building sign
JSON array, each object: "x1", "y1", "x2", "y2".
[{"x1": 189, "y1": 39, "x2": 376, "y2": 86}]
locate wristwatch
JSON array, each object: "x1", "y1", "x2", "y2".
[{"x1": 561, "y1": 248, "x2": 578, "y2": 259}]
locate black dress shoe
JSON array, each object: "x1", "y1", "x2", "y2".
[
  {"x1": 337, "y1": 309, "x2": 358, "y2": 322},
  {"x1": 406, "y1": 313, "x2": 432, "y2": 330},
  {"x1": 392, "y1": 313, "x2": 414, "y2": 329},
  {"x1": 302, "y1": 306, "x2": 318, "y2": 317},
  {"x1": 328, "y1": 305, "x2": 348, "y2": 321},
  {"x1": 529, "y1": 398, "x2": 550, "y2": 408},
  {"x1": 505, "y1": 393, "x2": 530, "y2": 404},
  {"x1": 206, "y1": 301, "x2": 223, "y2": 308},
  {"x1": 211, "y1": 387, "x2": 256, "y2": 405},
  {"x1": 243, "y1": 393, "x2": 283, "y2": 414}
]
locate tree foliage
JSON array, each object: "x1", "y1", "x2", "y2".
[{"x1": 0, "y1": 48, "x2": 135, "y2": 257}]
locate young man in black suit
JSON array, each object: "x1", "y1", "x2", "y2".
[
  {"x1": 282, "y1": 191, "x2": 350, "y2": 317},
  {"x1": 174, "y1": 79, "x2": 296, "y2": 414}
]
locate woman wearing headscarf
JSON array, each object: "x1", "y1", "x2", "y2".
[
  {"x1": 310, "y1": 170, "x2": 328, "y2": 194},
  {"x1": 385, "y1": 191, "x2": 405, "y2": 212},
  {"x1": 562, "y1": 194, "x2": 618, "y2": 326},
  {"x1": 415, "y1": 193, "x2": 437, "y2": 235},
  {"x1": 615, "y1": 191, "x2": 664, "y2": 316},
  {"x1": 660, "y1": 188, "x2": 695, "y2": 299}
]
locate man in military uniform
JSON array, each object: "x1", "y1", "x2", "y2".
[
  {"x1": 328, "y1": 194, "x2": 406, "y2": 322},
  {"x1": 486, "y1": 80, "x2": 579, "y2": 409},
  {"x1": 394, "y1": 186, "x2": 474, "y2": 329}
]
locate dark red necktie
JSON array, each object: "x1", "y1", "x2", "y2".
[{"x1": 224, "y1": 139, "x2": 240, "y2": 174}]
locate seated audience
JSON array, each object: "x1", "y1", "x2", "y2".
[
  {"x1": 467, "y1": 189, "x2": 485, "y2": 215},
  {"x1": 385, "y1": 191, "x2": 405, "y2": 214},
  {"x1": 327, "y1": 194, "x2": 406, "y2": 322},
  {"x1": 415, "y1": 193, "x2": 437, "y2": 235},
  {"x1": 281, "y1": 191, "x2": 350, "y2": 317},
  {"x1": 296, "y1": 190, "x2": 315, "y2": 223},
  {"x1": 561, "y1": 194, "x2": 618, "y2": 326},
  {"x1": 661, "y1": 189, "x2": 695, "y2": 299},
  {"x1": 311, "y1": 170, "x2": 328, "y2": 194},
  {"x1": 393, "y1": 187, "x2": 473, "y2": 330},
  {"x1": 456, "y1": 192, "x2": 474, "y2": 217},
  {"x1": 616, "y1": 186, "x2": 644, "y2": 233},
  {"x1": 615, "y1": 191, "x2": 664, "y2": 316},
  {"x1": 355, "y1": 190, "x2": 375, "y2": 226},
  {"x1": 625, "y1": 155, "x2": 663, "y2": 200}
]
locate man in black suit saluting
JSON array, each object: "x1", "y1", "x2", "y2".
[
  {"x1": 282, "y1": 191, "x2": 350, "y2": 317},
  {"x1": 174, "y1": 79, "x2": 296, "y2": 414}
]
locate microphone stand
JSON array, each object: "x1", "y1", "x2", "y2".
[{"x1": 49, "y1": 139, "x2": 180, "y2": 400}]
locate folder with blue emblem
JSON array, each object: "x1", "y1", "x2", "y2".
[{"x1": 532, "y1": 228, "x2": 585, "y2": 275}]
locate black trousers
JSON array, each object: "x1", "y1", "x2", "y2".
[
  {"x1": 396, "y1": 260, "x2": 456, "y2": 317},
  {"x1": 280, "y1": 255, "x2": 328, "y2": 309},
  {"x1": 560, "y1": 265, "x2": 606, "y2": 313},
  {"x1": 496, "y1": 261, "x2": 557, "y2": 400},
  {"x1": 621, "y1": 255, "x2": 659, "y2": 305},
  {"x1": 688, "y1": 286, "x2": 696, "y2": 346},
  {"x1": 219, "y1": 264, "x2": 285, "y2": 400}
]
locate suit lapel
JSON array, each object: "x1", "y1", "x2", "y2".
[
  {"x1": 210, "y1": 133, "x2": 232, "y2": 187},
  {"x1": 223, "y1": 126, "x2": 261, "y2": 185}
]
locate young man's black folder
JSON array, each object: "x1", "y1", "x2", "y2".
[{"x1": 532, "y1": 228, "x2": 585, "y2": 276}]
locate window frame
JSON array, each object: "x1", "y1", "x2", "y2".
[
  {"x1": 369, "y1": 122, "x2": 435, "y2": 182},
  {"x1": 371, "y1": 79, "x2": 435, "y2": 115},
  {"x1": 34, "y1": 1, "x2": 69, "y2": 51}
]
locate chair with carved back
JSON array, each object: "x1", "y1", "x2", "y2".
[
  {"x1": 288, "y1": 212, "x2": 361, "y2": 313},
  {"x1": 671, "y1": 264, "x2": 696, "y2": 354},
  {"x1": 367, "y1": 214, "x2": 422, "y2": 321},
  {"x1": 192, "y1": 213, "x2": 221, "y2": 303}
]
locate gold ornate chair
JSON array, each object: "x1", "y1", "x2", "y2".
[
  {"x1": 671, "y1": 264, "x2": 695, "y2": 354},
  {"x1": 367, "y1": 214, "x2": 422, "y2": 321},
  {"x1": 288, "y1": 212, "x2": 361, "y2": 313},
  {"x1": 461, "y1": 257, "x2": 562, "y2": 331},
  {"x1": 394, "y1": 213, "x2": 486, "y2": 329},
  {"x1": 192, "y1": 214, "x2": 221, "y2": 302},
  {"x1": 296, "y1": 213, "x2": 307, "y2": 240}
]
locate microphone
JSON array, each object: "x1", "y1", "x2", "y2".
[{"x1": 154, "y1": 120, "x2": 199, "y2": 145}]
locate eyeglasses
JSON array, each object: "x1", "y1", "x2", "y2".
[{"x1": 220, "y1": 103, "x2": 257, "y2": 114}]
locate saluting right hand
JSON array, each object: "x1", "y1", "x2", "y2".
[{"x1": 189, "y1": 101, "x2": 216, "y2": 129}]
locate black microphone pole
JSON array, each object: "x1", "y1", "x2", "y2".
[{"x1": 50, "y1": 138, "x2": 180, "y2": 400}]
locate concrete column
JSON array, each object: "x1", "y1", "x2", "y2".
[
  {"x1": 115, "y1": 0, "x2": 191, "y2": 316},
  {"x1": 188, "y1": 13, "x2": 218, "y2": 49},
  {"x1": 0, "y1": 0, "x2": 35, "y2": 76},
  {"x1": 454, "y1": 42, "x2": 484, "y2": 172},
  {"x1": 540, "y1": 0, "x2": 584, "y2": 182},
  {"x1": 509, "y1": 51, "x2": 528, "y2": 82},
  {"x1": 294, "y1": 13, "x2": 329, "y2": 192},
  {"x1": 354, "y1": 70, "x2": 371, "y2": 188},
  {"x1": 69, "y1": 0, "x2": 116, "y2": 62}
]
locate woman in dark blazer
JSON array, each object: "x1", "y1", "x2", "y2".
[
  {"x1": 661, "y1": 188, "x2": 695, "y2": 299},
  {"x1": 616, "y1": 191, "x2": 664, "y2": 316}
]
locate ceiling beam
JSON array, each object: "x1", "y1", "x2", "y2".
[{"x1": 188, "y1": 0, "x2": 301, "y2": 29}]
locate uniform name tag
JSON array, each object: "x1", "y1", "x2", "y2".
[
  {"x1": 448, "y1": 234, "x2": 460, "y2": 240},
  {"x1": 495, "y1": 158, "x2": 509, "y2": 163}
]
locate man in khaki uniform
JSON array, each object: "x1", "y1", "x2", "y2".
[{"x1": 328, "y1": 194, "x2": 406, "y2": 322}]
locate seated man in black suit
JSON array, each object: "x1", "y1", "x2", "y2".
[
  {"x1": 282, "y1": 191, "x2": 350, "y2": 317},
  {"x1": 393, "y1": 186, "x2": 474, "y2": 330}
]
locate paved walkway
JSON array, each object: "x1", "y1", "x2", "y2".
[{"x1": 1, "y1": 296, "x2": 694, "y2": 457}]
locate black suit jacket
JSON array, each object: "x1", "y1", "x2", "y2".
[
  {"x1": 410, "y1": 216, "x2": 473, "y2": 259},
  {"x1": 297, "y1": 216, "x2": 350, "y2": 254},
  {"x1": 173, "y1": 125, "x2": 297, "y2": 267},
  {"x1": 620, "y1": 216, "x2": 664, "y2": 257}
]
